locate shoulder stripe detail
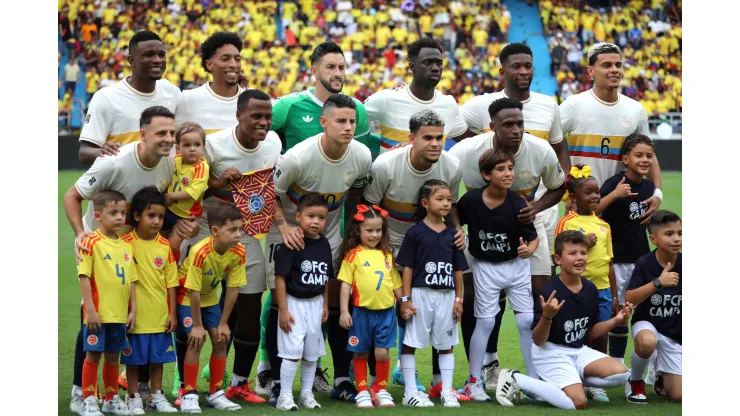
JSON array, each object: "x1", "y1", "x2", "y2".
[
  {"x1": 229, "y1": 244, "x2": 246, "y2": 256},
  {"x1": 194, "y1": 161, "x2": 204, "y2": 179},
  {"x1": 157, "y1": 236, "x2": 172, "y2": 247},
  {"x1": 555, "y1": 213, "x2": 577, "y2": 234},
  {"x1": 193, "y1": 243, "x2": 212, "y2": 268},
  {"x1": 343, "y1": 246, "x2": 363, "y2": 263}
]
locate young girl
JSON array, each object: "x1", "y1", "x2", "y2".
[
  {"x1": 554, "y1": 164, "x2": 616, "y2": 402},
  {"x1": 596, "y1": 133, "x2": 656, "y2": 367},
  {"x1": 338, "y1": 205, "x2": 402, "y2": 408},
  {"x1": 396, "y1": 180, "x2": 468, "y2": 408}
]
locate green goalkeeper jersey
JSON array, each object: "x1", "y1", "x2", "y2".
[{"x1": 271, "y1": 88, "x2": 380, "y2": 155}]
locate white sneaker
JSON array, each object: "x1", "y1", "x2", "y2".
[
  {"x1": 79, "y1": 395, "x2": 103, "y2": 416},
  {"x1": 299, "y1": 391, "x2": 321, "y2": 409},
  {"x1": 483, "y1": 361, "x2": 501, "y2": 391},
  {"x1": 313, "y1": 368, "x2": 332, "y2": 393},
  {"x1": 180, "y1": 393, "x2": 202, "y2": 414},
  {"x1": 206, "y1": 390, "x2": 241, "y2": 411},
  {"x1": 127, "y1": 393, "x2": 145, "y2": 415},
  {"x1": 496, "y1": 369, "x2": 521, "y2": 407},
  {"x1": 146, "y1": 391, "x2": 178, "y2": 413},
  {"x1": 441, "y1": 390, "x2": 460, "y2": 408},
  {"x1": 137, "y1": 383, "x2": 151, "y2": 402},
  {"x1": 585, "y1": 387, "x2": 610, "y2": 402},
  {"x1": 354, "y1": 391, "x2": 373, "y2": 408},
  {"x1": 276, "y1": 392, "x2": 298, "y2": 411},
  {"x1": 402, "y1": 391, "x2": 434, "y2": 407},
  {"x1": 463, "y1": 378, "x2": 491, "y2": 402},
  {"x1": 373, "y1": 389, "x2": 396, "y2": 407},
  {"x1": 101, "y1": 395, "x2": 133, "y2": 415},
  {"x1": 71, "y1": 386, "x2": 84, "y2": 414},
  {"x1": 255, "y1": 370, "x2": 272, "y2": 395}
]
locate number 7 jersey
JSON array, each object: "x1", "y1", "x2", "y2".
[{"x1": 337, "y1": 246, "x2": 402, "y2": 310}]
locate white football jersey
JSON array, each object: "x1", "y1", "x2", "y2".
[
  {"x1": 75, "y1": 142, "x2": 175, "y2": 234},
  {"x1": 364, "y1": 85, "x2": 468, "y2": 153},
  {"x1": 271, "y1": 133, "x2": 372, "y2": 247},
  {"x1": 80, "y1": 78, "x2": 181, "y2": 146},
  {"x1": 448, "y1": 132, "x2": 565, "y2": 200},
  {"x1": 175, "y1": 83, "x2": 245, "y2": 134},
  {"x1": 363, "y1": 146, "x2": 462, "y2": 250},
  {"x1": 560, "y1": 89, "x2": 650, "y2": 187}
]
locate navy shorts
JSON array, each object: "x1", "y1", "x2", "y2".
[
  {"x1": 121, "y1": 332, "x2": 176, "y2": 365},
  {"x1": 177, "y1": 304, "x2": 222, "y2": 333},
  {"x1": 161, "y1": 208, "x2": 183, "y2": 232},
  {"x1": 598, "y1": 288, "x2": 613, "y2": 323},
  {"x1": 84, "y1": 323, "x2": 130, "y2": 353},
  {"x1": 348, "y1": 306, "x2": 397, "y2": 353}
]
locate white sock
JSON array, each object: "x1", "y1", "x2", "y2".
[
  {"x1": 513, "y1": 373, "x2": 575, "y2": 410},
  {"x1": 469, "y1": 316, "x2": 495, "y2": 379},
  {"x1": 334, "y1": 377, "x2": 350, "y2": 387},
  {"x1": 432, "y1": 374, "x2": 442, "y2": 387},
  {"x1": 630, "y1": 350, "x2": 649, "y2": 381},
  {"x1": 230, "y1": 374, "x2": 247, "y2": 387},
  {"x1": 280, "y1": 360, "x2": 298, "y2": 396},
  {"x1": 515, "y1": 312, "x2": 536, "y2": 378},
  {"x1": 300, "y1": 360, "x2": 317, "y2": 394},
  {"x1": 438, "y1": 353, "x2": 454, "y2": 394},
  {"x1": 72, "y1": 385, "x2": 82, "y2": 396},
  {"x1": 584, "y1": 372, "x2": 631, "y2": 388},
  {"x1": 483, "y1": 352, "x2": 499, "y2": 366},
  {"x1": 257, "y1": 361, "x2": 271, "y2": 374},
  {"x1": 400, "y1": 354, "x2": 417, "y2": 397}
]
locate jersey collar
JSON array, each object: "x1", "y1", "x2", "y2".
[
  {"x1": 317, "y1": 134, "x2": 350, "y2": 164},
  {"x1": 231, "y1": 126, "x2": 262, "y2": 153},
  {"x1": 123, "y1": 77, "x2": 157, "y2": 97},
  {"x1": 405, "y1": 146, "x2": 437, "y2": 176},
  {"x1": 206, "y1": 83, "x2": 242, "y2": 101},
  {"x1": 133, "y1": 142, "x2": 163, "y2": 171},
  {"x1": 306, "y1": 88, "x2": 325, "y2": 107},
  {"x1": 589, "y1": 88, "x2": 620, "y2": 106},
  {"x1": 501, "y1": 90, "x2": 532, "y2": 104},
  {"x1": 406, "y1": 85, "x2": 437, "y2": 104}
]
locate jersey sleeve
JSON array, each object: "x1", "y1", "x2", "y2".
[
  {"x1": 79, "y1": 91, "x2": 112, "y2": 146},
  {"x1": 390, "y1": 264, "x2": 403, "y2": 290},
  {"x1": 273, "y1": 244, "x2": 294, "y2": 278},
  {"x1": 447, "y1": 100, "x2": 469, "y2": 138},
  {"x1": 626, "y1": 258, "x2": 649, "y2": 291},
  {"x1": 273, "y1": 152, "x2": 302, "y2": 195},
  {"x1": 637, "y1": 106, "x2": 650, "y2": 136},
  {"x1": 449, "y1": 160, "x2": 463, "y2": 203},
  {"x1": 460, "y1": 96, "x2": 486, "y2": 133},
  {"x1": 77, "y1": 238, "x2": 95, "y2": 278},
  {"x1": 270, "y1": 97, "x2": 291, "y2": 140},
  {"x1": 354, "y1": 100, "x2": 371, "y2": 139},
  {"x1": 605, "y1": 225, "x2": 614, "y2": 259},
  {"x1": 456, "y1": 193, "x2": 469, "y2": 227},
  {"x1": 548, "y1": 102, "x2": 564, "y2": 145},
  {"x1": 363, "y1": 91, "x2": 385, "y2": 124},
  {"x1": 351, "y1": 146, "x2": 372, "y2": 189},
  {"x1": 129, "y1": 257, "x2": 139, "y2": 283},
  {"x1": 184, "y1": 161, "x2": 209, "y2": 201},
  {"x1": 541, "y1": 147, "x2": 566, "y2": 190},
  {"x1": 453, "y1": 245, "x2": 469, "y2": 272},
  {"x1": 394, "y1": 228, "x2": 416, "y2": 268},
  {"x1": 336, "y1": 258, "x2": 355, "y2": 285},
  {"x1": 362, "y1": 158, "x2": 391, "y2": 204},
  {"x1": 174, "y1": 91, "x2": 189, "y2": 122},
  {"x1": 75, "y1": 157, "x2": 116, "y2": 200},
  {"x1": 559, "y1": 97, "x2": 575, "y2": 135},
  {"x1": 164, "y1": 249, "x2": 179, "y2": 289},
  {"x1": 184, "y1": 260, "x2": 204, "y2": 292},
  {"x1": 227, "y1": 251, "x2": 247, "y2": 288}
]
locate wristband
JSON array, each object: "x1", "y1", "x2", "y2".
[
  {"x1": 653, "y1": 188, "x2": 663, "y2": 201},
  {"x1": 454, "y1": 297, "x2": 463, "y2": 304},
  {"x1": 400, "y1": 296, "x2": 411, "y2": 303}
]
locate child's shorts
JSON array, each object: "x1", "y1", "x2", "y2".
[
  {"x1": 632, "y1": 321, "x2": 682, "y2": 376},
  {"x1": 162, "y1": 208, "x2": 184, "y2": 232},
  {"x1": 84, "y1": 323, "x2": 130, "y2": 353},
  {"x1": 348, "y1": 306, "x2": 397, "y2": 353},
  {"x1": 598, "y1": 288, "x2": 613, "y2": 323},
  {"x1": 121, "y1": 332, "x2": 176, "y2": 365},
  {"x1": 532, "y1": 341, "x2": 609, "y2": 389},
  {"x1": 176, "y1": 304, "x2": 222, "y2": 333},
  {"x1": 278, "y1": 294, "x2": 326, "y2": 361}
]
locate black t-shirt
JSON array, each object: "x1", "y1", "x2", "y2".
[
  {"x1": 627, "y1": 251, "x2": 682, "y2": 344},
  {"x1": 395, "y1": 221, "x2": 468, "y2": 290},
  {"x1": 274, "y1": 234, "x2": 334, "y2": 299},
  {"x1": 600, "y1": 172, "x2": 655, "y2": 263},
  {"x1": 532, "y1": 276, "x2": 600, "y2": 349},
  {"x1": 457, "y1": 188, "x2": 538, "y2": 264}
]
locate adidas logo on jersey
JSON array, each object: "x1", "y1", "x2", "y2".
[
  {"x1": 302, "y1": 115, "x2": 314, "y2": 122},
  {"x1": 362, "y1": 261, "x2": 371, "y2": 267},
  {"x1": 205, "y1": 269, "x2": 213, "y2": 276},
  {"x1": 104, "y1": 254, "x2": 112, "y2": 260}
]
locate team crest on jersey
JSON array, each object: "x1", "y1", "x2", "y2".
[
  {"x1": 301, "y1": 261, "x2": 313, "y2": 273},
  {"x1": 621, "y1": 115, "x2": 632, "y2": 128},
  {"x1": 564, "y1": 320, "x2": 574, "y2": 332},
  {"x1": 153, "y1": 256, "x2": 164, "y2": 269},
  {"x1": 183, "y1": 317, "x2": 193, "y2": 328},
  {"x1": 224, "y1": 266, "x2": 231, "y2": 275},
  {"x1": 349, "y1": 336, "x2": 359, "y2": 346},
  {"x1": 425, "y1": 262, "x2": 437, "y2": 274},
  {"x1": 122, "y1": 348, "x2": 132, "y2": 356},
  {"x1": 182, "y1": 176, "x2": 190, "y2": 186},
  {"x1": 124, "y1": 253, "x2": 131, "y2": 263},
  {"x1": 87, "y1": 335, "x2": 99, "y2": 346},
  {"x1": 651, "y1": 294, "x2": 663, "y2": 306}
]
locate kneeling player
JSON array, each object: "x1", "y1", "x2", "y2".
[
  {"x1": 625, "y1": 211, "x2": 682, "y2": 404},
  {"x1": 495, "y1": 231, "x2": 633, "y2": 410}
]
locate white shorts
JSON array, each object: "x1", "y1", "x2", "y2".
[
  {"x1": 532, "y1": 342, "x2": 610, "y2": 389},
  {"x1": 403, "y1": 288, "x2": 459, "y2": 350},
  {"x1": 613, "y1": 263, "x2": 635, "y2": 305},
  {"x1": 278, "y1": 294, "x2": 327, "y2": 361},
  {"x1": 265, "y1": 229, "x2": 341, "y2": 290},
  {"x1": 471, "y1": 257, "x2": 532, "y2": 318},
  {"x1": 530, "y1": 213, "x2": 552, "y2": 276},
  {"x1": 632, "y1": 321, "x2": 682, "y2": 376},
  {"x1": 540, "y1": 205, "x2": 559, "y2": 260}
]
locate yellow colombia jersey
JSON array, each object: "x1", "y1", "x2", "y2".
[
  {"x1": 122, "y1": 230, "x2": 178, "y2": 334},
  {"x1": 554, "y1": 212, "x2": 613, "y2": 290},
  {"x1": 167, "y1": 155, "x2": 209, "y2": 219},
  {"x1": 178, "y1": 237, "x2": 247, "y2": 308},
  {"x1": 337, "y1": 246, "x2": 402, "y2": 310},
  {"x1": 78, "y1": 230, "x2": 138, "y2": 324}
]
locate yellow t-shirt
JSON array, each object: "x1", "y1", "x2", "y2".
[
  {"x1": 121, "y1": 231, "x2": 178, "y2": 334},
  {"x1": 554, "y1": 212, "x2": 613, "y2": 289},
  {"x1": 337, "y1": 246, "x2": 402, "y2": 310},
  {"x1": 419, "y1": 15, "x2": 433, "y2": 33},
  {"x1": 472, "y1": 28, "x2": 488, "y2": 48},
  {"x1": 86, "y1": 73, "x2": 100, "y2": 94},
  {"x1": 178, "y1": 237, "x2": 247, "y2": 307},
  {"x1": 167, "y1": 155, "x2": 209, "y2": 219}
]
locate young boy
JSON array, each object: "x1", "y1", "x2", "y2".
[
  {"x1": 494, "y1": 230, "x2": 633, "y2": 410},
  {"x1": 274, "y1": 193, "x2": 332, "y2": 411},
  {"x1": 625, "y1": 210, "x2": 682, "y2": 404},
  {"x1": 176, "y1": 200, "x2": 246, "y2": 413},
  {"x1": 120, "y1": 187, "x2": 179, "y2": 414},
  {"x1": 78, "y1": 190, "x2": 138, "y2": 416},
  {"x1": 163, "y1": 122, "x2": 209, "y2": 232}
]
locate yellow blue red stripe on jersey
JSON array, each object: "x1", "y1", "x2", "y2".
[
  {"x1": 513, "y1": 184, "x2": 540, "y2": 202},
  {"x1": 379, "y1": 197, "x2": 416, "y2": 222},
  {"x1": 379, "y1": 126, "x2": 453, "y2": 150},
  {"x1": 568, "y1": 134, "x2": 626, "y2": 161},
  {"x1": 287, "y1": 183, "x2": 346, "y2": 212}
]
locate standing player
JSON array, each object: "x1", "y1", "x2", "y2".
[
  {"x1": 460, "y1": 42, "x2": 571, "y2": 388},
  {"x1": 560, "y1": 42, "x2": 663, "y2": 221},
  {"x1": 265, "y1": 94, "x2": 372, "y2": 404},
  {"x1": 364, "y1": 38, "x2": 473, "y2": 153},
  {"x1": 79, "y1": 31, "x2": 181, "y2": 164}
]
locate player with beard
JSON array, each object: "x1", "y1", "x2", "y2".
[
  {"x1": 79, "y1": 31, "x2": 181, "y2": 164},
  {"x1": 459, "y1": 42, "x2": 571, "y2": 389},
  {"x1": 364, "y1": 38, "x2": 474, "y2": 154}
]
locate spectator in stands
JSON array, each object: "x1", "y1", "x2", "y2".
[
  {"x1": 85, "y1": 66, "x2": 100, "y2": 104},
  {"x1": 551, "y1": 36, "x2": 568, "y2": 76},
  {"x1": 64, "y1": 55, "x2": 81, "y2": 96}
]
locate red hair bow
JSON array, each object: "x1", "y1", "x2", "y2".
[
  {"x1": 372, "y1": 205, "x2": 389, "y2": 218},
  {"x1": 354, "y1": 205, "x2": 370, "y2": 222}
]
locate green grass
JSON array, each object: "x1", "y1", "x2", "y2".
[{"x1": 58, "y1": 171, "x2": 682, "y2": 414}]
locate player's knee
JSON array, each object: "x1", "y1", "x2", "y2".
[
  {"x1": 667, "y1": 387, "x2": 682, "y2": 403},
  {"x1": 633, "y1": 334, "x2": 657, "y2": 358},
  {"x1": 104, "y1": 352, "x2": 119, "y2": 364},
  {"x1": 354, "y1": 352, "x2": 369, "y2": 359},
  {"x1": 514, "y1": 311, "x2": 533, "y2": 331},
  {"x1": 573, "y1": 396, "x2": 588, "y2": 410},
  {"x1": 374, "y1": 348, "x2": 389, "y2": 361},
  {"x1": 475, "y1": 316, "x2": 496, "y2": 333},
  {"x1": 85, "y1": 351, "x2": 102, "y2": 363}
]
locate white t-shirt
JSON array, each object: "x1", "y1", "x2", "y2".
[
  {"x1": 364, "y1": 85, "x2": 468, "y2": 153},
  {"x1": 560, "y1": 89, "x2": 650, "y2": 187},
  {"x1": 271, "y1": 133, "x2": 372, "y2": 247},
  {"x1": 175, "y1": 83, "x2": 244, "y2": 135},
  {"x1": 80, "y1": 78, "x2": 181, "y2": 146},
  {"x1": 75, "y1": 142, "x2": 175, "y2": 234},
  {"x1": 363, "y1": 146, "x2": 462, "y2": 250}
]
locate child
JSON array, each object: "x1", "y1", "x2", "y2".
[
  {"x1": 77, "y1": 190, "x2": 138, "y2": 416},
  {"x1": 494, "y1": 230, "x2": 633, "y2": 410},
  {"x1": 175, "y1": 200, "x2": 245, "y2": 413},
  {"x1": 596, "y1": 133, "x2": 656, "y2": 365},
  {"x1": 338, "y1": 204, "x2": 402, "y2": 408},
  {"x1": 274, "y1": 193, "x2": 333, "y2": 411},
  {"x1": 396, "y1": 180, "x2": 468, "y2": 408},
  {"x1": 554, "y1": 164, "x2": 616, "y2": 403},
  {"x1": 456, "y1": 149, "x2": 539, "y2": 402},
  {"x1": 163, "y1": 122, "x2": 209, "y2": 232},
  {"x1": 120, "y1": 187, "x2": 179, "y2": 414},
  {"x1": 625, "y1": 210, "x2": 682, "y2": 404}
]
